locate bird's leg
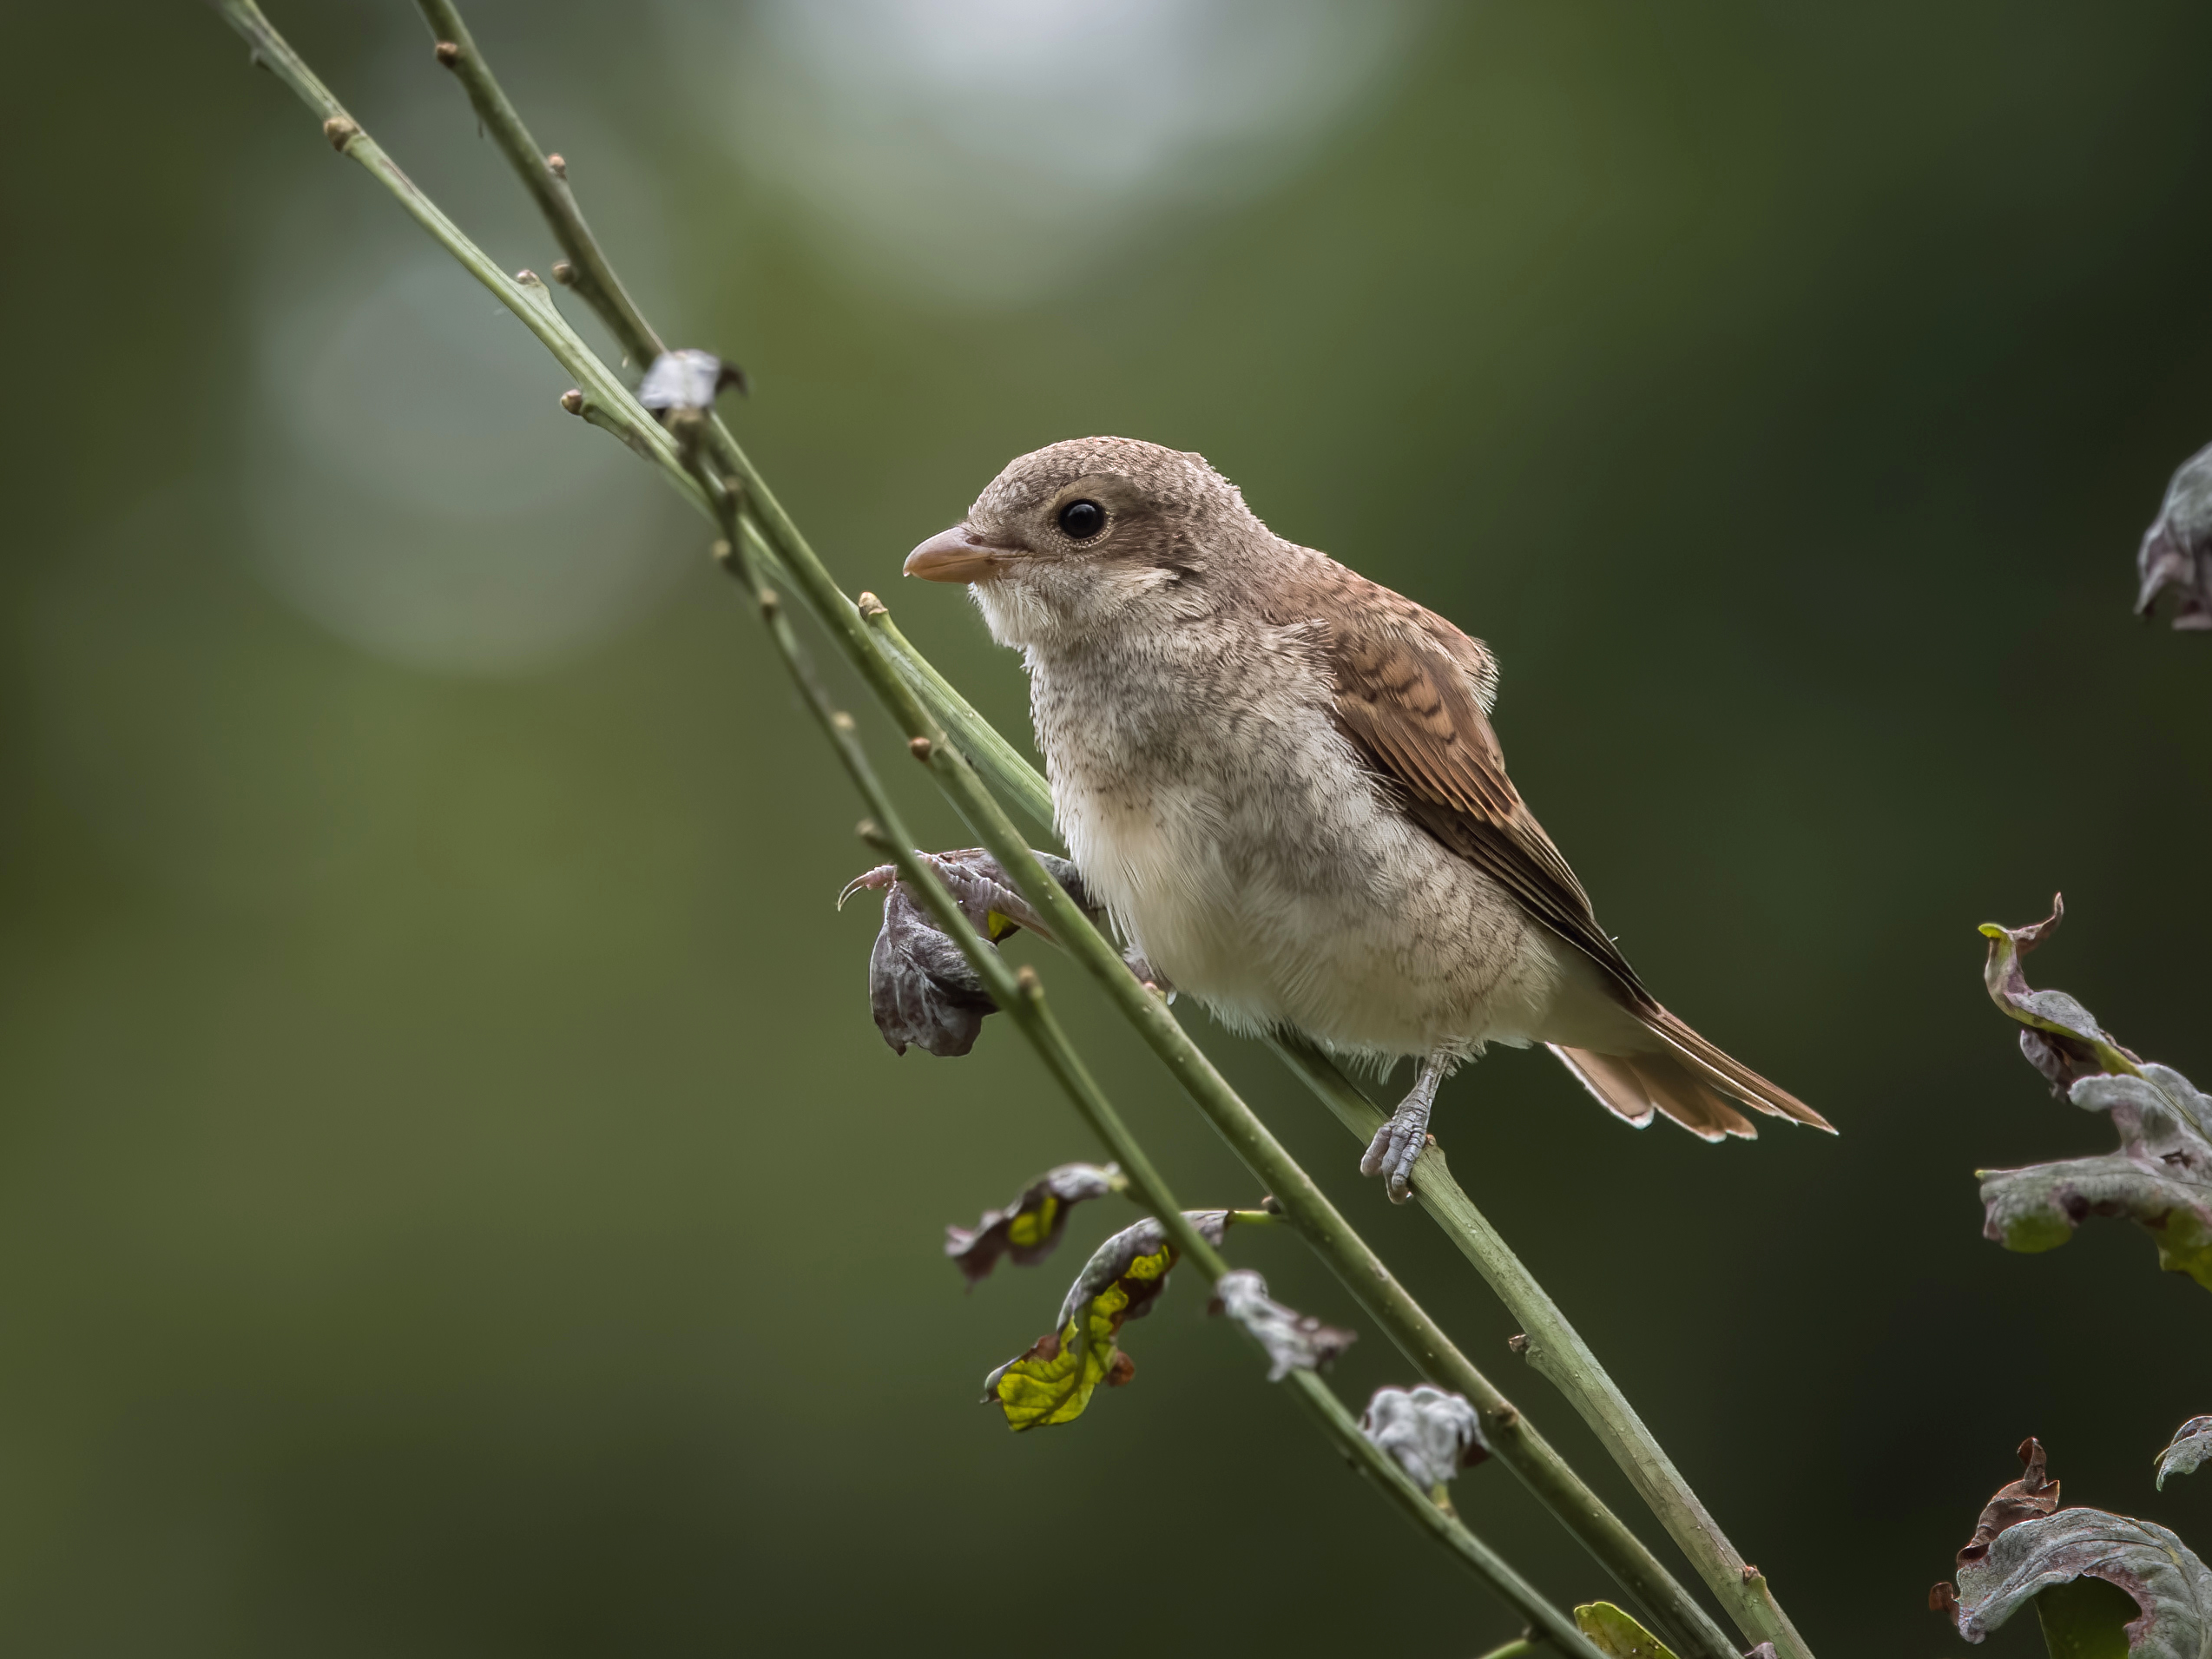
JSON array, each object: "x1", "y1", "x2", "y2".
[{"x1": 1359, "y1": 1051, "x2": 1450, "y2": 1204}]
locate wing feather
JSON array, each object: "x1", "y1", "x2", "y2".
[{"x1": 1269, "y1": 557, "x2": 1833, "y2": 1136}]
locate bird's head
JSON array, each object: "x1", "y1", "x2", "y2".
[{"x1": 904, "y1": 436, "x2": 1259, "y2": 649}]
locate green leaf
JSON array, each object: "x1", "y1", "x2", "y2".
[
  {"x1": 1978, "y1": 1067, "x2": 2212, "y2": 1292},
  {"x1": 2156, "y1": 1418, "x2": 2212, "y2": 1492},
  {"x1": 2034, "y1": 1577, "x2": 2139, "y2": 1658},
  {"x1": 981, "y1": 1211, "x2": 1228, "y2": 1431},
  {"x1": 1572, "y1": 1601, "x2": 1676, "y2": 1658}
]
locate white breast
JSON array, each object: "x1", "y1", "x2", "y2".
[{"x1": 1030, "y1": 623, "x2": 1570, "y2": 1064}]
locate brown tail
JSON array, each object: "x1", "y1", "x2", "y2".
[{"x1": 1548, "y1": 1008, "x2": 1834, "y2": 1143}]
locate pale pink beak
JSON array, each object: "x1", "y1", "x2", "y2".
[{"x1": 904, "y1": 525, "x2": 1014, "y2": 583}]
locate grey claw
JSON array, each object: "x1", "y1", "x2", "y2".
[
  {"x1": 1359, "y1": 1115, "x2": 1424, "y2": 1203},
  {"x1": 1358, "y1": 1127, "x2": 1389, "y2": 1179}
]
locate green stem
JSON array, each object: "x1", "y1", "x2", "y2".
[
  {"x1": 1271, "y1": 1036, "x2": 1807, "y2": 1659},
  {"x1": 412, "y1": 0, "x2": 663, "y2": 366},
  {"x1": 858, "y1": 597, "x2": 1057, "y2": 840},
  {"x1": 671, "y1": 439, "x2": 1600, "y2": 1656},
  {"x1": 211, "y1": 7, "x2": 1779, "y2": 1655},
  {"x1": 1474, "y1": 1642, "x2": 1539, "y2": 1659}
]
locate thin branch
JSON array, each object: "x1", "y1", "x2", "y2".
[
  {"x1": 1270, "y1": 1037, "x2": 1811, "y2": 1657},
  {"x1": 673, "y1": 432, "x2": 1603, "y2": 1656},
  {"x1": 413, "y1": 0, "x2": 663, "y2": 366},
  {"x1": 210, "y1": 5, "x2": 1787, "y2": 1655}
]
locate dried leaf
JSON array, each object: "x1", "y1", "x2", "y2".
[
  {"x1": 843, "y1": 849, "x2": 1114, "y2": 1057},
  {"x1": 945, "y1": 1163, "x2": 1120, "y2": 1285},
  {"x1": 635, "y1": 348, "x2": 746, "y2": 417},
  {"x1": 2136, "y1": 438, "x2": 2212, "y2": 631},
  {"x1": 1359, "y1": 1385, "x2": 1488, "y2": 1487},
  {"x1": 867, "y1": 882, "x2": 999, "y2": 1057},
  {"x1": 1978, "y1": 1066, "x2": 2212, "y2": 1292},
  {"x1": 1933, "y1": 1439, "x2": 2212, "y2": 1655},
  {"x1": 1573, "y1": 1603, "x2": 1676, "y2": 1659},
  {"x1": 1979, "y1": 897, "x2": 2142, "y2": 1092},
  {"x1": 1939, "y1": 1509, "x2": 2212, "y2": 1653},
  {"x1": 1210, "y1": 1269, "x2": 1356, "y2": 1381},
  {"x1": 2157, "y1": 1419, "x2": 2212, "y2": 1492},
  {"x1": 1957, "y1": 1438, "x2": 2064, "y2": 1570},
  {"x1": 981, "y1": 1212, "x2": 1230, "y2": 1431}
]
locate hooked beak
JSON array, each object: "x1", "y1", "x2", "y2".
[{"x1": 904, "y1": 525, "x2": 1017, "y2": 584}]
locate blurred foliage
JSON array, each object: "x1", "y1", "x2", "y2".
[{"x1": 6, "y1": 1, "x2": 2212, "y2": 1653}]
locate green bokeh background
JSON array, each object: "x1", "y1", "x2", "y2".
[{"x1": 6, "y1": 3, "x2": 2212, "y2": 1653}]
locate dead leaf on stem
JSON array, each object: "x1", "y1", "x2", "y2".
[
  {"x1": 1209, "y1": 1269, "x2": 1355, "y2": 1381},
  {"x1": 945, "y1": 1162, "x2": 1121, "y2": 1285},
  {"x1": 1359, "y1": 1385, "x2": 1488, "y2": 1488},
  {"x1": 1931, "y1": 1440, "x2": 2212, "y2": 1653},
  {"x1": 842, "y1": 849, "x2": 1103, "y2": 1057}
]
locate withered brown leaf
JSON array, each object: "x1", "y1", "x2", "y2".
[{"x1": 945, "y1": 1162, "x2": 1121, "y2": 1285}]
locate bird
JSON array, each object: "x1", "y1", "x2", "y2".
[{"x1": 903, "y1": 437, "x2": 1833, "y2": 1200}]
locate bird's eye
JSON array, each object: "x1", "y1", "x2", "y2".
[{"x1": 1057, "y1": 499, "x2": 1105, "y2": 540}]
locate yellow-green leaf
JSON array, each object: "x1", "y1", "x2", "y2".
[
  {"x1": 979, "y1": 1212, "x2": 1227, "y2": 1432},
  {"x1": 1572, "y1": 1602, "x2": 1676, "y2": 1658}
]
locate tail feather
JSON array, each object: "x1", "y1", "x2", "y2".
[
  {"x1": 1548, "y1": 1046, "x2": 1657, "y2": 1129},
  {"x1": 1548, "y1": 1043, "x2": 1757, "y2": 1142},
  {"x1": 1548, "y1": 1008, "x2": 1834, "y2": 1141},
  {"x1": 1644, "y1": 1008, "x2": 1834, "y2": 1132}
]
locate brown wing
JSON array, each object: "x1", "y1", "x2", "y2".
[
  {"x1": 1277, "y1": 559, "x2": 1833, "y2": 1136},
  {"x1": 1292, "y1": 567, "x2": 1655, "y2": 1010}
]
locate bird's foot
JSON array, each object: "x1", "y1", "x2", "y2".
[
  {"x1": 839, "y1": 848, "x2": 1093, "y2": 942},
  {"x1": 1359, "y1": 1055, "x2": 1448, "y2": 1204}
]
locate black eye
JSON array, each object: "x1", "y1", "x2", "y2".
[{"x1": 1057, "y1": 499, "x2": 1105, "y2": 540}]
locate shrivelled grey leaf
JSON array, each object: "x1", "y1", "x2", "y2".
[
  {"x1": 2137, "y1": 438, "x2": 2212, "y2": 631},
  {"x1": 1050, "y1": 1210, "x2": 1230, "y2": 1333},
  {"x1": 1978, "y1": 1064, "x2": 2212, "y2": 1293},
  {"x1": 1940, "y1": 1508, "x2": 2212, "y2": 1652},
  {"x1": 2158, "y1": 1418, "x2": 2212, "y2": 1491},
  {"x1": 843, "y1": 848, "x2": 1167, "y2": 1057},
  {"x1": 866, "y1": 882, "x2": 998, "y2": 1057},
  {"x1": 1360, "y1": 1384, "x2": 1487, "y2": 1487},
  {"x1": 944, "y1": 1162, "x2": 1121, "y2": 1285},
  {"x1": 1210, "y1": 1269, "x2": 1356, "y2": 1381},
  {"x1": 635, "y1": 347, "x2": 746, "y2": 417}
]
